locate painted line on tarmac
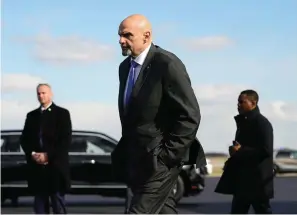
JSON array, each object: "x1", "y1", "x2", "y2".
[{"x1": 207, "y1": 173, "x2": 297, "y2": 178}]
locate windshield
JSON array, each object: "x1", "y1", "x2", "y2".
[
  {"x1": 1, "y1": 135, "x2": 22, "y2": 153},
  {"x1": 291, "y1": 151, "x2": 297, "y2": 159}
]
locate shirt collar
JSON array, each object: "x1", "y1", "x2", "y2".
[
  {"x1": 41, "y1": 102, "x2": 53, "y2": 112},
  {"x1": 132, "y1": 43, "x2": 152, "y2": 66}
]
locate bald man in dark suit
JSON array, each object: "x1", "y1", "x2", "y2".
[{"x1": 112, "y1": 14, "x2": 205, "y2": 214}]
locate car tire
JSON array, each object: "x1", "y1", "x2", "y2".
[
  {"x1": 173, "y1": 176, "x2": 184, "y2": 203},
  {"x1": 11, "y1": 197, "x2": 19, "y2": 207},
  {"x1": 273, "y1": 164, "x2": 280, "y2": 175}
]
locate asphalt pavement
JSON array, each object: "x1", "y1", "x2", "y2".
[{"x1": 1, "y1": 177, "x2": 297, "y2": 214}]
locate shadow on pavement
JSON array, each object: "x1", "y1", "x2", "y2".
[
  {"x1": 178, "y1": 201, "x2": 297, "y2": 214},
  {"x1": 2, "y1": 200, "x2": 297, "y2": 214}
]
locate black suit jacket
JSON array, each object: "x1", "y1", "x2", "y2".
[
  {"x1": 20, "y1": 103, "x2": 72, "y2": 194},
  {"x1": 112, "y1": 44, "x2": 206, "y2": 182}
]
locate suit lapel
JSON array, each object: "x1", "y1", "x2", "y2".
[
  {"x1": 40, "y1": 103, "x2": 55, "y2": 126},
  {"x1": 118, "y1": 58, "x2": 131, "y2": 119},
  {"x1": 118, "y1": 45, "x2": 156, "y2": 119},
  {"x1": 131, "y1": 45, "x2": 156, "y2": 99},
  {"x1": 40, "y1": 103, "x2": 58, "y2": 140}
]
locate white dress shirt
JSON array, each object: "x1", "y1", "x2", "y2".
[{"x1": 40, "y1": 102, "x2": 52, "y2": 112}]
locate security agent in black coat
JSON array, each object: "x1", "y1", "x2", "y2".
[
  {"x1": 215, "y1": 90, "x2": 274, "y2": 214},
  {"x1": 20, "y1": 84, "x2": 72, "y2": 214}
]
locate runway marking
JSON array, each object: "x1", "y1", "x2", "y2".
[{"x1": 206, "y1": 173, "x2": 297, "y2": 178}]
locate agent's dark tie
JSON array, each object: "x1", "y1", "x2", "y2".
[
  {"x1": 124, "y1": 60, "x2": 138, "y2": 108},
  {"x1": 39, "y1": 109, "x2": 45, "y2": 148}
]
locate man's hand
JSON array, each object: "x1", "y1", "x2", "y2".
[
  {"x1": 31, "y1": 152, "x2": 48, "y2": 165},
  {"x1": 228, "y1": 141, "x2": 241, "y2": 156},
  {"x1": 233, "y1": 141, "x2": 241, "y2": 151},
  {"x1": 31, "y1": 151, "x2": 38, "y2": 161},
  {"x1": 37, "y1": 153, "x2": 48, "y2": 164}
]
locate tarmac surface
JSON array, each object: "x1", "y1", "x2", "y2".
[{"x1": 1, "y1": 177, "x2": 297, "y2": 214}]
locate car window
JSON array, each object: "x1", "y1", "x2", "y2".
[
  {"x1": 70, "y1": 135, "x2": 114, "y2": 154},
  {"x1": 291, "y1": 151, "x2": 297, "y2": 159},
  {"x1": 276, "y1": 151, "x2": 292, "y2": 158},
  {"x1": 0, "y1": 133, "x2": 115, "y2": 154},
  {"x1": 1, "y1": 135, "x2": 22, "y2": 152},
  {"x1": 95, "y1": 137, "x2": 116, "y2": 153}
]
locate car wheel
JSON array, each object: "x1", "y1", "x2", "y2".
[
  {"x1": 11, "y1": 197, "x2": 19, "y2": 207},
  {"x1": 273, "y1": 164, "x2": 280, "y2": 175},
  {"x1": 172, "y1": 176, "x2": 184, "y2": 203}
]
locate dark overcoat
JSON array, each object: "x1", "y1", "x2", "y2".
[
  {"x1": 215, "y1": 107, "x2": 274, "y2": 200},
  {"x1": 20, "y1": 103, "x2": 72, "y2": 194}
]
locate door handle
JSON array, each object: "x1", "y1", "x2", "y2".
[{"x1": 82, "y1": 160, "x2": 95, "y2": 164}]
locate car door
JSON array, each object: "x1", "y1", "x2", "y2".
[
  {"x1": 1, "y1": 134, "x2": 28, "y2": 187},
  {"x1": 275, "y1": 151, "x2": 297, "y2": 171},
  {"x1": 69, "y1": 134, "x2": 113, "y2": 187},
  {"x1": 282, "y1": 151, "x2": 297, "y2": 171},
  {"x1": 85, "y1": 134, "x2": 117, "y2": 183},
  {"x1": 290, "y1": 151, "x2": 297, "y2": 171}
]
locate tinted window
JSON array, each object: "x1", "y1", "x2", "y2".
[
  {"x1": 69, "y1": 135, "x2": 115, "y2": 154},
  {"x1": 0, "y1": 133, "x2": 116, "y2": 154},
  {"x1": 95, "y1": 137, "x2": 116, "y2": 153},
  {"x1": 1, "y1": 135, "x2": 22, "y2": 152},
  {"x1": 291, "y1": 151, "x2": 297, "y2": 159},
  {"x1": 276, "y1": 151, "x2": 291, "y2": 158}
]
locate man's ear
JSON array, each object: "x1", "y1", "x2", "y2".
[{"x1": 143, "y1": 31, "x2": 151, "y2": 42}]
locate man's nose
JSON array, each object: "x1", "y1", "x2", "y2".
[{"x1": 119, "y1": 37, "x2": 125, "y2": 44}]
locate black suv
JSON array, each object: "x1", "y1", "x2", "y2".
[{"x1": 1, "y1": 130, "x2": 205, "y2": 205}]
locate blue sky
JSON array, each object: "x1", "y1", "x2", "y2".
[{"x1": 2, "y1": 0, "x2": 297, "y2": 151}]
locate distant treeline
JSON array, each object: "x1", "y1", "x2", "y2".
[{"x1": 205, "y1": 152, "x2": 228, "y2": 157}]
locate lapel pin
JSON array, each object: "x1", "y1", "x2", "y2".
[{"x1": 48, "y1": 108, "x2": 51, "y2": 112}]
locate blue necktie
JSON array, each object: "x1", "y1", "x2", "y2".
[{"x1": 124, "y1": 60, "x2": 138, "y2": 108}]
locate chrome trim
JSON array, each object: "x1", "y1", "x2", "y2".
[
  {"x1": 1, "y1": 131, "x2": 118, "y2": 145},
  {"x1": 1, "y1": 131, "x2": 114, "y2": 156}
]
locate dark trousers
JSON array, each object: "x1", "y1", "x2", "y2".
[
  {"x1": 127, "y1": 162, "x2": 181, "y2": 214},
  {"x1": 124, "y1": 187, "x2": 133, "y2": 214},
  {"x1": 34, "y1": 192, "x2": 66, "y2": 214},
  {"x1": 231, "y1": 196, "x2": 272, "y2": 214}
]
